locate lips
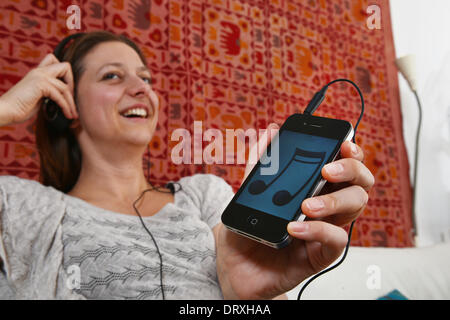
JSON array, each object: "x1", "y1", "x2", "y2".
[{"x1": 119, "y1": 104, "x2": 151, "y2": 119}]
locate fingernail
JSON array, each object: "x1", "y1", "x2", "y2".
[
  {"x1": 350, "y1": 143, "x2": 358, "y2": 155},
  {"x1": 305, "y1": 197, "x2": 325, "y2": 212},
  {"x1": 289, "y1": 222, "x2": 309, "y2": 234},
  {"x1": 325, "y1": 163, "x2": 344, "y2": 175}
]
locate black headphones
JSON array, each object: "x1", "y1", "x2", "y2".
[
  {"x1": 43, "y1": 32, "x2": 85, "y2": 134},
  {"x1": 43, "y1": 32, "x2": 180, "y2": 195},
  {"x1": 42, "y1": 32, "x2": 181, "y2": 300}
]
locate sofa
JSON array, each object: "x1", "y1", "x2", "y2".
[{"x1": 286, "y1": 241, "x2": 450, "y2": 300}]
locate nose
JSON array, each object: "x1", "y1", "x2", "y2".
[{"x1": 126, "y1": 75, "x2": 151, "y2": 98}]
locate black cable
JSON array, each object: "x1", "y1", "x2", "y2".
[
  {"x1": 297, "y1": 220, "x2": 356, "y2": 300},
  {"x1": 304, "y1": 78, "x2": 364, "y2": 139},
  {"x1": 131, "y1": 147, "x2": 182, "y2": 300},
  {"x1": 297, "y1": 78, "x2": 364, "y2": 300},
  {"x1": 132, "y1": 185, "x2": 167, "y2": 300},
  {"x1": 134, "y1": 79, "x2": 363, "y2": 301}
]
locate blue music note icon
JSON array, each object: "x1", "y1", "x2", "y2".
[
  {"x1": 248, "y1": 147, "x2": 326, "y2": 206},
  {"x1": 235, "y1": 130, "x2": 339, "y2": 220}
]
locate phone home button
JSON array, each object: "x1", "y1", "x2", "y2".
[{"x1": 247, "y1": 215, "x2": 259, "y2": 227}]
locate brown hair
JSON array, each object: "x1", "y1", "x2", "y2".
[{"x1": 35, "y1": 31, "x2": 147, "y2": 193}]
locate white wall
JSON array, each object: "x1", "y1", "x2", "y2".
[{"x1": 389, "y1": 0, "x2": 450, "y2": 246}]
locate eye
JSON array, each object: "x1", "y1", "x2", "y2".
[
  {"x1": 140, "y1": 76, "x2": 152, "y2": 84},
  {"x1": 102, "y1": 72, "x2": 121, "y2": 80}
]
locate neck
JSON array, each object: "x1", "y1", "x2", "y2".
[{"x1": 68, "y1": 152, "x2": 150, "y2": 206}]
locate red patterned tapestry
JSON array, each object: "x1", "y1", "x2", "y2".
[{"x1": 0, "y1": 0, "x2": 413, "y2": 247}]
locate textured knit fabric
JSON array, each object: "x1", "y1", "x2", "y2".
[{"x1": 0, "y1": 173, "x2": 235, "y2": 299}]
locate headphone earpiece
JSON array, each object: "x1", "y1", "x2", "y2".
[
  {"x1": 44, "y1": 33, "x2": 85, "y2": 134},
  {"x1": 165, "y1": 182, "x2": 175, "y2": 194},
  {"x1": 43, "y1": 98, "x2": 73, "y2": 133},
  {"x1": 164, "y1": 182, "x2": 182, "y2": 195}
]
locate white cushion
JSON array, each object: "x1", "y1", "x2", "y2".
[{"x1": 286, "y1": 242, "x2": 450, "y2": 300}]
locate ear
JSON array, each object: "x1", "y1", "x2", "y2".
[{"x1": 69, "y1": 118, "x2": 81, "y2": 130}]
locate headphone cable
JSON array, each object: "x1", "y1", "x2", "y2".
[
  {"x1": 131, "y1": 148, "x2": 182, "y2": 300},
  {"x1": 132, "y1": 183, "x2": 168, "y2": 300},
  {"x1": 297, "y1": 78, "x2": 365, "y2": 300}
]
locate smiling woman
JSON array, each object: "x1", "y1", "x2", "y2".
[
  {"x1": 64, "y1": 39, "x2": 162, "y2": 211},
  {"x1": 0, "y1": 30, "x2": 374, "y2": 300},
  {"x1": 34, "y1": 31, "x2": 158, "y2": 194}
]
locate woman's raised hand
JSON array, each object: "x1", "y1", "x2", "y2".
[{"x1": 0, "y1": 53, "x2": 77, "y2": 126}]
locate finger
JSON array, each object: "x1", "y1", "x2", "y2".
[
  {"x1": 47, "y1": 78, "x2": 77, "y2": 118},
  {"x1": 43, "y1": 62, "x2": 75, "y2": 96},
  {"x1": 301, "y1": 185, "x2": 368, "y2": 226},
  {"x1": 322, "y1": 158, "x2": 375, "y2": 192},
  {"x1": 38, "y1": 53, "x2": 59, "y2": 68},
  {"x1": 340, "y1": 141, "x2": 364, "y2": 162},
  {"x1": 42, "y1": 81, "x2": 74, "y2": 120},
  {"x1": 287, "y1": 221, "x2": 348, "y2": 266}
]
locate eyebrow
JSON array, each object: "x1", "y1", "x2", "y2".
[{"x1": 97, "y1": 62, "x2": 150, "y2": 73}]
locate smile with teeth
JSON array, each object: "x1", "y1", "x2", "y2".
[{"x1": 120, "y1": 108, "x2": 148, "y2": 119}]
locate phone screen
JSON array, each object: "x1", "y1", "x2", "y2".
[{"x1": 235, "y1": 129, "x2": 339, "y2": 221}]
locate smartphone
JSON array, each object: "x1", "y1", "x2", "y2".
[{"x1": 221, "y1": 113, "x2": 354, "y2": 249}]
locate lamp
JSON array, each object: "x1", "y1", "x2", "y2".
[{"x1": 395, "y1": 54, "x2": 422, "y2": 241}]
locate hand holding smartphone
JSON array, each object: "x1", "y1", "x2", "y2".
[{"x1": 221, "y1": 113, "x2": 354, "y2": 248}]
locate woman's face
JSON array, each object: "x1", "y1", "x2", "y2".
[{"x1": 72, "y1": 41, "x2": 159, "y2": 150}]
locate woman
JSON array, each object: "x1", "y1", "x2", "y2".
[{"x1": 0, "y1": 31, "x2": 374, "y2": 299}]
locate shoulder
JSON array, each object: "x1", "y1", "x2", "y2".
[
  {"x1": 0, "y1": 176, "x2": 80, "y2": 299},
  {"x1": 0, "y1": 175, "x2": 41, "y2": 201},
  {"x1": 177, "y1": 173, "x2": 235, "y2": 214},
  {"x1": 0, "y1": 175, "x2": 42, "y2": 190},
  {"x1": 0, "y1": 175, "x2": 59, "y2": 196},
  {"x1": 178, "y1": 173, "x2": 233, "y2": 196},
  {"x1": 0, "y1": 175, "x2": 64, "y2": 211}
]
